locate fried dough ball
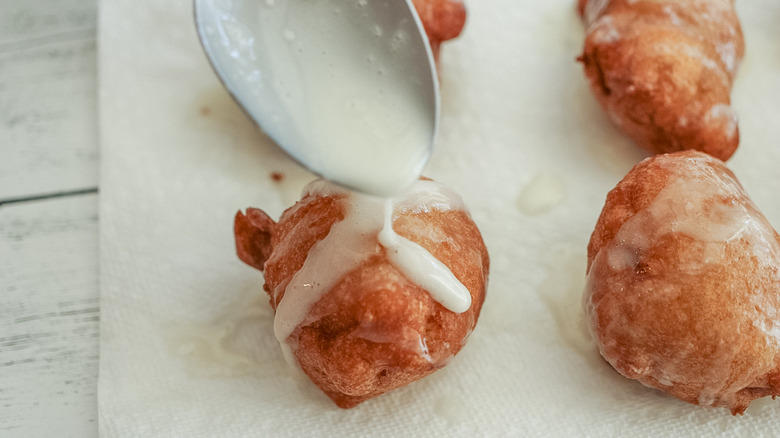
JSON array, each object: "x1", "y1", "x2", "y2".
[
  {"x1": 235, "y1": 179, "x2": 489, "y2": 408},
  {"x1": 585, "y1": 151, "x2": 780, "y2": 414},
  {"x1": 578, "y1": 0, "x2": 744, "y2": 161},
  {"x1": 412, "y1": 0, "x2": 467, "y2": 60}
]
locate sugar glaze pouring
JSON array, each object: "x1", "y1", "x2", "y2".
[{"x1": 194, "y1": 0, "x2": 440, "y2": 196}]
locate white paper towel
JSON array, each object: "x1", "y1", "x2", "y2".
[{"x1": 98, "y1": 0, "x2": 780, "y2": 436}]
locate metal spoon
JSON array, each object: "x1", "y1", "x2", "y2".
[{"x1": 194, "y1": 0, "x2": 439, "y2": 196}]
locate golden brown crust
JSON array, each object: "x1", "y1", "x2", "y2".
[
  {"x1": 234, "y1": 208, "x2": 276, "y2": 271},
  {"x1": 586, "y1": 151, "x2": 780, "y2": 414},
  {"x1": 234, "y1": 182, "x2": 489, "y2": 408},
  {"x1": 579, "y1": 0, "x2": 744, "y2": 160},
  {"x1": 262, "y1": 194, "x2": 346, "y2": 305},
  {"x1": 412, "y1": 0, "x2": 467, "y2": 60},
  {"x1": 586, "y1": 156, "x2": 671, "y2": 272},
  {"x1": 577, "y1": 0, "x2": 587, "y2": 17}
]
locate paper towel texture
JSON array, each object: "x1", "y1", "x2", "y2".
[{"x1": 99, "y1": 0, "x2": 780, "y2": 436}]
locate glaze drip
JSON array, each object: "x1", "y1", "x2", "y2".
[{"x1": 273, "y1": 179, "x2": 471, "y2": 364}]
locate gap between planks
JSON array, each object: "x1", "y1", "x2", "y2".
[{"x1": 0, "y1": 187, "x2": 98, "y2": 207}]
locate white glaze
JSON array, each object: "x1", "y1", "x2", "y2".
[
  {"x1": 705, "y1": 103, "x2": 739, "y2": 139},
  {"x1": 349, "y1": 323, "x2": 435, "y2": 363},
  {"x1": 599, "y1": 155, "x2": 779, "y2": 276},
  {"x1": 516, "y1": 173, "x2": 566, "y2": 216},
  {"x1": 677, "y1": 42, "x2": 722, "y2": 76},
  {"x1": 166, "y1": 294, "x2": 268, "y2": 378},
  {"x1": 589, "y1": 16, "x2": 621, "y2": 44},
  {"x1": 196, "y1": 0, "x2": 438, "y2": 196},
  {"x1": 274, "y1": 179, "x2": 471, "y2": 364},
  {"x1": 717, "y1": 41, "x2": 738, "y2": 74},
  {"x1": 662, "y1": 5, "x2": 682, "y2": 26},
  {"x1": 584, "y1": 0, "x2": 610, "y2": 27},
  {"x1": 378, "y1": 198, "x2": 472, "y2": 313}
]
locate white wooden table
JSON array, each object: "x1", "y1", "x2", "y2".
[{"x1": 1, "y1": 1, "x2": 99, "y2": 436}]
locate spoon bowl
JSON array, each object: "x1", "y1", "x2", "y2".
[{"x1": 194, "y1": 0, "x2": 440, "y2": 196}]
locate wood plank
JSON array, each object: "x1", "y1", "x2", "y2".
[
  {"x1": 0, "y1": 0, "x2": 100, "y2": 435},
  {"x1": 0, "y1": 193, "x2": 99, "y2": 438},
  {"x1": 0, "y1": 36, "x2": 98, "y2": 200},
  {"x1": 0, "y1": 0, "x2": 96, "y2": 47}
]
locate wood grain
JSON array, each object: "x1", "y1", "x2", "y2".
[
  {"x1": 0, "y1": 194, "x2": 99, "y2": 437},
  {"x1": 0, "y1": 0, "x2": 99, "y2": 436},
  {"x1": 0, "y1": 0, "x2": 96, "y2": 47},
  {"x1": 0, "y1": 37, "x2": 98, "y2": 201}
]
